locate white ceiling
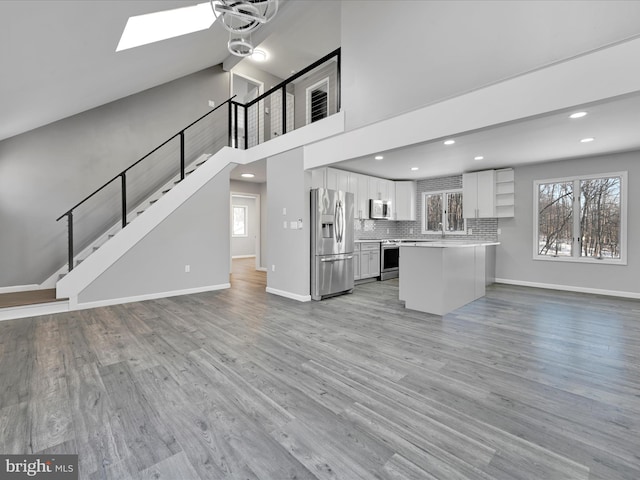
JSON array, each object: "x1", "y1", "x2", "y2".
[{"x1": 335, "y1": 91, "x2": 640, "y2": 180}]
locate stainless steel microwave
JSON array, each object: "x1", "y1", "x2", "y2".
[{"x1": 369, "y1": 199, "x2": 391, "y2": 219}]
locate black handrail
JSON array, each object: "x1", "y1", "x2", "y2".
[
  {"x1": 56, "y1": 97, "x2": 235, "y2": 222},
  {"x1": 57, "y1": 96, "x2": 235, "y2": 272}
]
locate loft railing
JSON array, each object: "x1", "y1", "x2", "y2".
[
  {"x1": 55, "y1": 48, "x2": 341, "y2": 275},
  {"x1": 56, "y1": 97, "x2": 235, "y2": 273},
  {"x1": 230, "y1": 48, "x2": 340, "y2": 149}
]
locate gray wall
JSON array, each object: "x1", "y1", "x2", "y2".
[
  {"x1": 230, "y1": 180, "x2": 267, "y2": 269},
  {"x1": 266, "y1": 147, "x2": 310, "y2": 297},
  {"x1": 0, "y1": 65, "x2": 229, "y2": 287},
  {"x1": 496, "y1": 150, "x2": 639, "y2": 296},
  {"x1": 78, "y1": 166, "x2": 233, "y2": 303},
  {"x1": 230, "y1": 195, "x2": 257, "y2": 257},
  {"x1": 340, "y1": 0, "x2": 640, "y2": 131}
]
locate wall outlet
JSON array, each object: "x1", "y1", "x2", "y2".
[
  {"x1": 386, "y1": 228, "x2": 389, "y2": 234},
  {"x1": 290, "y1": 221, "x2": 297, "y2": 229},
  {"x1": 283, "y1": 221, "x2": 288, "y2": 229},
  {"x1": 208, "y1": 100, "x2": 215, "y2": 108},
  {"x1": 409, "y1": 228, "x2": 414, "y2": 234},
  {"x1": 497, "y1": 228, "x2": 502, "y2": 235},
  {"x1": 272, "y1": 265, "x2": 276, "y2": 272},
  {"x1": 468, "y1": 228, "x2": 473, "y2": 235},
  {"x1": 184, "y1": 265, "x2": 190, "y2": 273}
]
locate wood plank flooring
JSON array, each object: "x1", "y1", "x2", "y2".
[
  {"x1": 0, "y1": 288, "x2": 66, "y2": 308},
  {"x1": 1, "y1": 258, "x2": 639, "y2": 479}
]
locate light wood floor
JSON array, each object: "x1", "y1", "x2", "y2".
[
  {"x1": 0, "y1": 288, "x2": 66, "y2": 308},
  {"x1": 1, "y1": 257, "x2": 639, "y2": 479}
]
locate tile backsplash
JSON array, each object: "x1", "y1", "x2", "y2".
[{"x1": 354, "y1": 174, "x2": 498, "y2": 242}]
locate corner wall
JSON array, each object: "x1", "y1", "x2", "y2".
[
  {"x1": 266, "y1": 147, "x2": 311, "y2": 301},
  {"x1": 495, "y1": 150, "x2": 640, "y2": 297}
]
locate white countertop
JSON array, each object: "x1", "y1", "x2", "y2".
[
  {"x1": 355, "y1": 239, "x2": 382, "y2": 243},
  {"x1": 400, "y1": 241, "x2": 500, "y2": 248}
]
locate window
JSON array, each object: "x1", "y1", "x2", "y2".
[
  {"x1": 232, "y1": 205, "x2": 248, "y2": 237},
  {"x1": 422, "y1": 190, "x2": 466, "y2": 234},
  {"x1": 534, "y1": 172, "x2": 627, "y2": 264},
  {"x1": 306, "y1": 78, "x2": 329, "y2": 125}
]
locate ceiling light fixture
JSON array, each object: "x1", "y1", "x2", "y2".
[
  {"x1": 241, "y1": 173, "x2": 256, "y2": 178},
  {"x1": 580, "y1": 137, "x2": 595, "y2": 143},
  {"x1": 250, "y1": 48, "x2": 268, "y2": 61},
  {"x1": 374, "y1": 155, "x2": 384, "y2": 160},
  {"x1": 444, "y1": 139, "x2": 455, "y2": 145},
  {"x1": 211, "y1": 0, "x2": 279, "y2": 57},
  {"x1": 474, "y1": 156, "x2": 484, "y2": 161},
  {"x1": 411, "y1": 167, "x2": 419, "y2": 171},
  {"x1": 570, "y1": 111, "x2": 588, "y2": 119}
]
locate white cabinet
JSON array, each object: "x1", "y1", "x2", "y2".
[
  {"x1": 353, "y1": 244, "x2": 361, "y2": 280},
  {"x1": 356, "y1": 242, "x2": 380, "y2": 280},
  {"x1": 311, "y1": 168, "x2": 325, "y2": 189},
  {"x1": 326, "y1": 167, "x2": 350, "y2": 193},
  {"x1": 463, "y1": 170, "x2": 496, "y2": 218},
  {"x1": 352, "y1": 173, "x2": 369, "y2": 220},
  {"x1": 395, "y1": 181, "x2": 417, "y2": 221}
]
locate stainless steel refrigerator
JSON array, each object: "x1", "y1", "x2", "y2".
[{"x1": 311, "y1": 188, "x2": 355, "y2": 301}]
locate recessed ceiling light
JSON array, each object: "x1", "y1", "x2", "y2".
[
  {"x1": 569, "y1": 111, "x2": 588, "y2": 119},
  {"x1": 374, "y1": 155, "x2": 384, "y2": 160},
  {"x1": 474, "y1": 156, "x2": 484, "y2": 161},
  {"x1": 250, "y1": 48, "x2": 268, "y2": 62},
  {"x1": 117, "y1": 2, "x2": 215, "y2": 52},
  {"x1": 444, "y1": 139, "x2": 455, "y2": 145},
  {"x1": 580, "y1": 137, "x2": 595, "y2": 143},
  {"x1": 411, "y1": 167, "x2": 419, "y2": 171},
  {"x1": 241, "y1": 173, "x2": 255, "y2": 178}
]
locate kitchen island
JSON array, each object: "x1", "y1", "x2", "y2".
[{"x1": 399, "y1": 241, "x2": 499, "y2": 315}]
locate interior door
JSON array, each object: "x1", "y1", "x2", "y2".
[{"x1": 270, "y1": 89, "x2": 294, "y2": 138}]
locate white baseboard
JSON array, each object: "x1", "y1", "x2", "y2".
[
  {"x1": 0, "y1": 301, "x2": 70, "y2": 322},
  {"x1": 265, "y1": 287, "x2": 311, "y2": 302},
  {"x1": 0, "y1": 284, "x2": 41, "y2": 294},
  {"x1": 494, "y1": 278, "x2": 640, "y2": 300},
  {"x1": 72, "y1": 283, "x2": 231, "y2": 310},
  {"x1": 232, "y1": 255, "x2": 256, "y2": 259}
]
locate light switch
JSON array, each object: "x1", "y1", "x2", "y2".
[
  {"x1": 282, "y1": 207, "x2": 287, "y2": 215},
  {"x1": 283, "y1": 221, "x2": 288, "y2": 229}
]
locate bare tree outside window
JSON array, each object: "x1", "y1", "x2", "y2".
[
  {"x1": 538, "y1": 182, "x2": 573, "y2": 256},
  {"x1": 580, "y1": 177, "x2": 621, "y2": 259},
  {"x1": 446, "y1": 192, "x2": 464, "y2": 232},
  {"x1": 423, "y1": 190, "x2": 466, "y2": 234},
  {"x1": 535, "y1": 172, "x2": 625, "y2": 263},
  {"x1": 425, "y1": 193, "x2": 442, "y2": 232}
]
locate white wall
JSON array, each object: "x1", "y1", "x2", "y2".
[
  {"x1": 496, "y1": 150, "x2": 640, "y2": 297},
  {"x1": 266, "y1": 147, "x2": 311, "y2": 300},
  {"x1": 231, "y1": 195, "x2": 257, "y2": 257},
  {"x1": 341, "y1": 0, "x2": 640, "y2": 131}
]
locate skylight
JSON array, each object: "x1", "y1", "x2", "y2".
[{"x1": 116, "y1": 2, "x2": 218, "y2": 52}]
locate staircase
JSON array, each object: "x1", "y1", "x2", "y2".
[{"x1": 50, "y1": 153, "x2": 213, "y2": 284}]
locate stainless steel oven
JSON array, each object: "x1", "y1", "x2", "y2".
[{"x1": 380, "y1": 240, "x2": 400, "y2": 280}]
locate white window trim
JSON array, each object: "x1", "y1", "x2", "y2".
[
  {"x1": 305, "y1": 77, "x2": 329, "y2": 125},
  {"x1": 232, "y1": 204, "x2": 248, "y2": 238},
  {"x1": 421, "y1": 189, "x2": 467, "y2": 235},
  {"x1": 532, "y1": 171, "x2": 627, "y2": 265}
]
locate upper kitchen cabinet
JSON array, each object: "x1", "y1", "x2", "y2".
[
  {"x1": 463, "y1": 170, "x2": 496, "y2": 218},
  {"x1": 326, "y1": 167, "x2": 350, "y2": 192},
  {"x1": 352, "y1": 173, "x2": 369, "y2": 220},
  {"x1": 395, "y1": 181, "x2": 417, "y2": 221},
  {"x1": 462, "y1": 168, "x2": 515, "y2": 218},
  {"x1": 368, "y1": 177, "x2": 395, "y2": 204}
]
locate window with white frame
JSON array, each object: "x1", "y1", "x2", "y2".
[
  {"x1": 422, "y1": 190, "x2": 466, "y2": 234},
  {"x1": 534, "y1": 171, "x2": 627, "y2": 263},
  {"x1": 232, "y1": 205, "x2": 248, "y2": 237}
]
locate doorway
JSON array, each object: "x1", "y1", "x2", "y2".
[
  {"x1": 230, "y1": 192, "x2": 261, "y2": 272},
  {"x1": 231, "y1": 73, "x2": 265, "y2": 148}
]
